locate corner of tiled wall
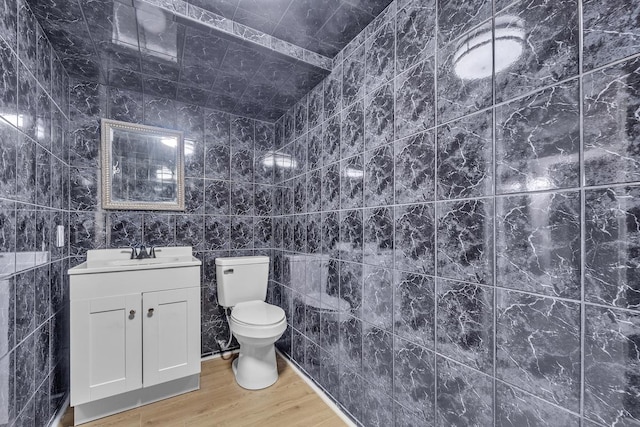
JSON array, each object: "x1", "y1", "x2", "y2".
[
  {"x1": 270, "y1": 0, "x2": 640, "y2": 425},
  {"x1": 0, "y1": 0, "x2": 72, "y2": 424}
]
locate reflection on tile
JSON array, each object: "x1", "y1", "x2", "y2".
[
  {"x1": 583, "y1": 57, "x2": 640, "y2": 186},
  {"x1": 496, "y1": 289, "x2": 581, "y2": 411},
  {"x1": 585, "y1": 186, "x2": 640, "y2": 310},
  {"x1": 437, "y1": 111, "x2": 492, "y2": 200},
  {"x1": 496, "y1": 381, "x2": 580, "y2": 426},
  {"x1": 496, "y1": 191, "x2": 581, "y2": 299},
  {"x1": 340, "y1": 155, "x2": 363, "y2": 209},
  {"x1": 583, "y1": 0, "x2": 640, "y2": 70},
  {"x1": 339, "y1": 210, "x2": 362, "y2": 263},
  {"x1": 496, "y1": 81, "x2": 580, "y2": 194},
  {"x1": 494, "y1": 0, "x2": 579, "y2": 103},
  {"x1": 362, "y1": 265, "x2": 392, "y2": 330},
  {"x1": 437, "y1": 199, "x2": 493, "y2": 285},
  {"x1": 363, "y1": 207, "x2": 393, "y2": 268},
  {"x1": 437, "y1": 279, "x2": 493, "y2": 373},
  {"x1": 394, "y1": 271, "x2": 435, "y2": 348},
  {"x1": 584, "y1": 305, "x2": 640, "y2": 426},
  {"x1": 437, "y1": 0, "x2": 492, "y2": 46},
  {"x1": 436, "y1": 356, "x2": 493, "y2": 426}
]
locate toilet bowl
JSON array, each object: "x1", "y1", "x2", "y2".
[{"x1": 228, "y1": 300, "x2": 287, "y2": 390}]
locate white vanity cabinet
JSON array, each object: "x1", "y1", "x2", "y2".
[{"x1": 68, "y1": 247, "x2": 202, "y2": 425}]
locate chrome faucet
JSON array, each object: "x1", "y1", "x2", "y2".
[{"x1": 130, "y1": 245, "x2": 156, "y2": 260}]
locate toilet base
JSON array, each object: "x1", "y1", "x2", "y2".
[{"x1": 232, "y1": 342, "x2": 279, "y2": 390}]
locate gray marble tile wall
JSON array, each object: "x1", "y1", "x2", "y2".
[
  {"x1": 0, "y1": 0, "x2": 71, "y2": 425},
  {"x1": 269, "y1": 0, "x2": 640, "y2": 425},
  {"x1": 68, "y1": 79, "x2": 275, "y2": 359}
]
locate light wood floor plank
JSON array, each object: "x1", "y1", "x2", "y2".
[{"x1": 60, "y1": 355, "x2": 347, "y2": 427}]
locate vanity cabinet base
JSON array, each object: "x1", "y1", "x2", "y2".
[{"x1": 73, "y1": 373, "x2": 200, "y2": 426}]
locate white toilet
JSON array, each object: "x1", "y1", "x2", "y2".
[{"x1": 215, "y1": 256, "x2": 287, "y2": 390}]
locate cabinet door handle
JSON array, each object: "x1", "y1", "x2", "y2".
[
  {"x1": 129, "y1": 310, "x2": 136, "y2": 318},
  {"x1": 148, "y1": 308, "x2": 155, "y2": 316}
]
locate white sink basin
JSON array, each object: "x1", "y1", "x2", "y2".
[
  {"x1": 69, "y1": 247, "x2": 201, "y2": 275},
  {"x1": 106, "y1": 257, "x2": 182, "y2": 267}
]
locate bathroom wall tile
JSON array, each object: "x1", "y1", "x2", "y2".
[
  {"x1": 342, "y1": 44, "x2": 365, "y2": 108},
  {"x1": 363, "y1": 207, "x2": 394, "y2": 267},
  {"x1": 365, "y1": 81, "x2": 394, "y2": 151},
  {"x1": 339, "y1": 261, "x2": 363, "y2": 317},
  {"x1": 307, "y1": 84, "x2": 324, "y2": 131},
  {"x1": 231, "y1": 116, "x2": 254, "y2": 150},
  {"x1": 495, "y1": 0, "x2": 579, "y2": 103},
  {"x1": 395, "y1": 58, "x2": 435, "y2": 140},
  {"x1": 204, "y1": 216, "x2": 230, "y2": 251},
  {"x1": 437, "y1": 279, "x2": 493, "y2": 373},
  {"x1": 0, "y1": 120, "x2": 17, "y2": 200},
  {"x1": 583, "y1": 0, "x2": 640, "y2": 71},
  {"x1": 143, "y1": 214, "x2": 175, "y2": 247},
  {"x1": 307, "y1": 132, "x2": 322, "y2": 173},
  {"x1": 338, "y1": 368, "x2": 363, "y2": 421},
  {"x1": 362, "y1": 265, "x2": 393, "y2": 331},
  {"x1": 394, "y1": 130, "x2": 435, "y2": 204},
  {"x1": 294, "y1": 135, "x2": 307, "y2": 177},
  {"x1": 70, "y1": 212, "x2": 106, "y2": 257},
  {"x1": 340, "y1": 155, "x2": 364, "y2": 209},
  {"x1": 15, "y1": 269, "x2": 34, "y2": 343},
  {"x1": 437, "y1": 111, "x2": 493, "y2": 200},
  {"x1": 306, "y1": 169, "x2": 322, "y2": 213},
  {"x1": 584, "y1": 305, "x2": 640, "y2": 426},
  {"x1": 108, "y1": 87, "x2": 143, "y2": 124},
  {"x1": 585, "y1": 186, "x2": 640, "y2": 310},
  {"x1": 496, "y1": 191, "x2": 581, "y2": 299},
  {"x1": 365, "y1": 20, "x2": 395, "y2": 94},
  {"x1": 437, "y1": 22, "x2": 493, "y2": 124},
  {"x1": 339, "y1": 210, "x2": 363, "y2": 263},
  {"x1": 496, "y1": 289, "x2": 581, "y2": 411},
  {"x1": 394, "y1": 401, "x2": 433, "y2": 426},
  {"x1": 364, "y1": 144, "x2": 394, "y2": 207},
  {"x1": 204, "y1": 180, "x2": 230, "y2": 216},
  {"x1": 0, "y1": 0, "x2": 17, "y2": 51},
  {"x1": 436, "y1": 356, "x2": 493, "y2": 426},
  {"x1": 16, "y1": 133, "x2": 35, "y2": 205},
  {"x1": 306, "y1": 214, "x2": 321, "y2": 254},
  {"x1": 230, "y1": 148, "x2": 254, "y2": 183},
  {"x1": 293, "y1": 215, "x2": 306, "y2": 253},
  {"x1": 322, "y1": 165, "x2": 340, "y2": 211},
  {"x1": 339, "y1": 314, "x2": 362, "y2": 374},
  {"x1": 17, "y1": 63, "x2": 36, "y2": 142},
  {"x1": 437, "y1": 0, "x2": 492, "y2": 47},
  {"x1": 184, "y1": 178, "x2": 205, "y2": 214},
  {"x1": 205, "y1": 143, "x2": 230, "y2": 181},
  {"x1": 362, "y1": 325, "x2": 393, "y2": 394},
  {"x1": 254, "y1": 184, "x2": 273, "y2": 217},
  {"x1": 341, "y1": 100, "x2": 364, "y2": 159},
  {"x1": 396, "y1": 0, "x2": 436, "y2": 73},
  {"x1": 69, "y1": 167, "x2": 97, "y2": 211},
  {"x1": 321, "y1": 211, "x2": 339, "y2": 257},
  {"x1": 323, "y1": 71, "x2": 342, "y2": 120},
  {"x1": 394, "y1": 271, "x2": 435, "y2": 348},
  {"x1": 393, "y1": 337, "x2": 435, "y2": 423},
  {"x1": 230, "y1": 181, "x2": 254, "y2": 216},
  {"x1": 437, "y1": 198, "x2": 493, "y2": 285},
  {"x1": 362, "y1": 385, "x2": 393, "y2": 427},
  {"x1": 496, "y1": 381, "x2": 580, "y2": 427},
  {"x1": 107, "y1": 212, "x2": 142, "y2": 248},
  {"x1": 395, "y1": 203, "x2": 435, "y2": 275},
  {"x1": 230, "y1": 216, "x2": 253, "y2": 250},
  {"x1": 175, "y1": 214, "x2": 204, "y2": 251},
  {"x1": 496, "y1": 81, "x2": 580, "y2": 194},
  {"x1": 15, "y1": 333, "x2": 34, "y2": 415},
  {"x1": 293, "y1": 176, "x2": 307, "y2": 214},
  {"x1": 583, "y1": 57, "x2": 640, "y2": 186},
  {"x1": 322, "y1": 115, "x2": 341, "y2": 166}
]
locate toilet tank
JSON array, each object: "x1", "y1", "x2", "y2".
[{"x1": 215, "y1": 256, "x2": 270, "y2": 307}]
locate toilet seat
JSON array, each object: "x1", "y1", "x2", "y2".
[
  {"x1": 229, "y1": 300, "x2": 287, "y2": 340},
  {"x1": 231, "y1": 300, "x2": 285, "y2": 326}
]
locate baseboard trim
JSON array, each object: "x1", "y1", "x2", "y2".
[
  {"x1": 49, "y1": 395, "x2": 70, "y2": 427},
  {"x1": 275, "y1": 349, "x2": 356, "y2": 427}
]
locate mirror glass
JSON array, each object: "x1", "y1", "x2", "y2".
[{"x1": 101, "y1": 119, "x2": 185, "y2": 210}]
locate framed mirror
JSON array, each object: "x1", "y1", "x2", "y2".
[{"x1": 101, "y1": 118, "x2": 185, "y2": 211}]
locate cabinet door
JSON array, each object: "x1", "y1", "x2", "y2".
[
  {"x1": 142, "y1": 287, "x2": 201, "y2": 387},
  {"x1": 70, "y1": 294, "x2": 142, "y2": 405}
]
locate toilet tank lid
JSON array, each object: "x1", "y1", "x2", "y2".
[{"x1": 215, "y1": 256, "x2": 270, "y2": 266}]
